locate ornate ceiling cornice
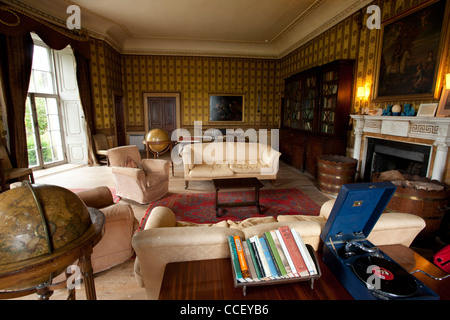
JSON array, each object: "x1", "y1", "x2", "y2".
[{"x1": 2, "y1": 0, "x2": 371, "y2": 59}]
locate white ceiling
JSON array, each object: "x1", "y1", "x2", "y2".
[{"x1": 6, "y1": 0, "x2": 371, "y2": 58}]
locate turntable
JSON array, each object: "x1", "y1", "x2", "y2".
[{"x1": 320, "y1": 182, "x2": 439, "y2": 300}]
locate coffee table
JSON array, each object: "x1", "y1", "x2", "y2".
[
  {"x1": 159, "y1": 245, "x2": 450, "y2": 300},
  {"x1": 212, "y1": 177, "x2": 264, "y2": 218}
]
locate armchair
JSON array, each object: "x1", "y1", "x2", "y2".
[
  {"x1": 107, "y1": 145, "x2": 170, "y2": 204},
  {"x1": 0, "y1": 145, "x2": 34, "y2": 192}
]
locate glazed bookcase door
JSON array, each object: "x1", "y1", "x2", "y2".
[
  {"x1": 320, "y1": 69, "x2": 338, "y2": 134},
  {"x1": 301, "y1": 74, "x2": 317, "y2": 131},
  {"x1": 280, "y1": 59, "x2": 354, "y2": 176}
]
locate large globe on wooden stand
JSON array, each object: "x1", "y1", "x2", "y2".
[
  {"x1": 145, "y1": 128, "x2": 170, "y2": 153},
  {"x1": 0, "y1": 183, "x2": 92, "y2": 290}
]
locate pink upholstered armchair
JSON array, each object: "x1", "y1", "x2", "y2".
[{"x1": 107, "y1": 145, "x2": 170, "y2": 204}]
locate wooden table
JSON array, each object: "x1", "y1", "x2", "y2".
[
  {"x1": 212, "y1": 178, "x2": 264, "y2": 218},
  {"x1": 0, "y1": 207, "x2": 105, "y2": 300},
  {"x1": 159, "y1": 245, "x2": 450, "y2": 300}
]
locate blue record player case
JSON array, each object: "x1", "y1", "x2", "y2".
[{"x1": 320, "y1": 182, "x2": 439, "y2": 300}]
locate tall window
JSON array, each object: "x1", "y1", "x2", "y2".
[{"x1": 26, "y1": 41, "x2": 65, "y2": 168}]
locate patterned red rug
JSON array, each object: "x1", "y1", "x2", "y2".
[{"x1": 138, "y1": 188, "x2": 320, "y2": 229}]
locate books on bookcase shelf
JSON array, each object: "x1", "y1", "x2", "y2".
[{"x1": 228, "y1": 227, "x2": 321, "y2": 296}]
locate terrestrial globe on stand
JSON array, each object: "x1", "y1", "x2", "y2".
[
  {"x1": 0, "y1": 182, "x2": 104, "y2": 296},
  {"x1": 145, "y1": 128, "x2": 172, "y2": 158}
]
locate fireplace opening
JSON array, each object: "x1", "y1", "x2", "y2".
[{"x1": 364, "y1": 138, "x2": 431, "y2": 182}]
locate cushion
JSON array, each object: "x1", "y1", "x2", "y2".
[
  {"x1": 124, "y1": 156, "x2": 139, "y2": 168},
  {"x1": 176, "y1": 220, "x2": 229, "y2": 228},
  {"x1": 227, "y1": 216, "x2": 277, "y2": 230},
  {"x1": 229, "y1": 162, "x2": 270, "y2": 174},
  {"x1": 146, "y1": 172, "x2": 169, "y2": 188},
  {"x1": 189, "y1": 164, "x2": 234, "y2": 178}
]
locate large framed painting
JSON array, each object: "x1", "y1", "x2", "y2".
[
  {"x1": 373, "y1": 0, "x2": 450, "y2": 101},
  {"x1": 209, "y1": 94, "x2": 244, "y2": 122}
]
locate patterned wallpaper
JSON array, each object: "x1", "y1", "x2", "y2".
[
  {"x1": 279, "y1": 14, "x2": 360, "y2": 79},
  {"x1": 122, "y1": 55, "x2": 279, "y2": 130},
  {"x1": 89, "y1": 39, "x2": 123, "y2": 134},
  {"x1": 80, "y1": 0, "x2": 450, "y2": 135}
]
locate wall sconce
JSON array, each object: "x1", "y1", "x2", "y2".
[
  {"x1": 446, "y1": 73, "x2": 450, "y2": 90},
  {"x1": 356, "y1": 86, "x2": 366, "y2": 114},
  {"x1": 364, "y1": 85, "x2": 371, "y2": 98}
]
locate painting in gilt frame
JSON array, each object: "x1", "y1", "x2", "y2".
[
  {"x1": 373, "y1": 0, "x2": 450, "y2": 101},
  {"x1": 209, "y1": 94, "x2": 244, "y2": 122}
]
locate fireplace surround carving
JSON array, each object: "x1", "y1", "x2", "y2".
[{"x1": 350, "y1": 115, "x2": 450, "y2": 183}]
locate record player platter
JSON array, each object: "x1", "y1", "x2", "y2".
[{"x1": 351, "y1": 255, "x2": 418, "y2": 298}]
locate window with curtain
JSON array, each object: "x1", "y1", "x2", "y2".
[{"x1": 25, "y1": 40, "x2": 65, "y2": 168}]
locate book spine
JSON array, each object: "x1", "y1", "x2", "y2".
[
  {"x1": 227, "y1": 236, "x2": 245, "y2": 283},
  {"x1": 275, "y1": 229, "x2": 299, "y2": 277},
  {"x1": 291, "y1": 229, "x2": 317, "y2": 276},
  {"x1": 249, "y1": 237, "x2": 268, "y2": 280},
  {"x1": 253, "y1": 236, "x2": 272, "y2": 280},
  {"x1": 259, "y1": 237, "x2": 281, "y2": 279},
  {"x1": 264, "y1": 232, "x2": 286, "y2": 278},
  {"x1": 278, "y1": 226, "x2": 309, "y2": 277},
  {"x1": 270, "y1": 230, "x2": 291, "y2": 278},
  {"x1": 234, "y1": 236, "x2": 252, "y2": 281},
  {"x1": 242, "y1": 240, "x2": 260, "y2": 281}
]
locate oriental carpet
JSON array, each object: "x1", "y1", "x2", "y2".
[{"x1": 138, "y1": 188, "x2": 320, "y2": 230}]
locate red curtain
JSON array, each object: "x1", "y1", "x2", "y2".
[{"x1": 0, "y1": 33, "x2": 34, "y2": 168}]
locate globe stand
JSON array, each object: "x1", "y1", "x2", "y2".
[
  {"x1": 0, "y1": 207, "x2": 105, "y2": 300},
  {"x1": 144, "y1": 140, "x2": 174, "y2": 176}
]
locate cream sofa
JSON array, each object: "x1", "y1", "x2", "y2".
[
  {"x1": 181, "y1": 142, "x2": 281, "y2": 188},
  {"x1": 132, "y1": 200, "x2": 426, "y2": 299}
]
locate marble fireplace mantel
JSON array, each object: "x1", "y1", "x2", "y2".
[{"x1": 350, "y1": 115, "x2": 450, "y2": 182}]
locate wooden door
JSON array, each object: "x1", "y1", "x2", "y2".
[{"x1": 147, "y1": 97, "x2": 176, "y2": 136}]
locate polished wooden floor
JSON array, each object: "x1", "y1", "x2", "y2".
[{"x1": 12, "y1": 155, "x2": 333, "y2": 300}]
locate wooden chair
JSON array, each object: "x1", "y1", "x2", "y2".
[
  {"x1": 0, "y1": 145, "x2": 34, "y2": 192},
  {"x1": 93, "y1": 134, "x2": 109, "y2": 165}
]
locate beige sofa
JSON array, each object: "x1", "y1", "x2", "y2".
[
  {"x1": 181, "y1": 142, "x2": 281, "y2": 188},
  {"x1": 132, "y1": 200, "x2": 426, "y2": 299}
]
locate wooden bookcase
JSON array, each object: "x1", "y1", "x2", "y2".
[{"x1": 280, "y1": 59, "x2": 354, "y2": 176}]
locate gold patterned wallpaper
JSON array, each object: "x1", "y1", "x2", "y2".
[
  {"x1": 124, "y1": 55, "x2": 279, "y2": 130},
  {"x1": 89, "y1": 38, "x2": 279, "y2": 133},
  {"x1": 89, "y1": 38, "x2": 123, "y2": 134},
  {"x1": 87, "y1": 0, "x2": 449, "y2": 136},
  {"x1": 279, "y1": 14, "x2": 360, "y2": 79}
]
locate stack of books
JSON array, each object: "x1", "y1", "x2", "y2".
[{"x1": 228, "y1": 226, "x2": 319, "y2": 283}]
